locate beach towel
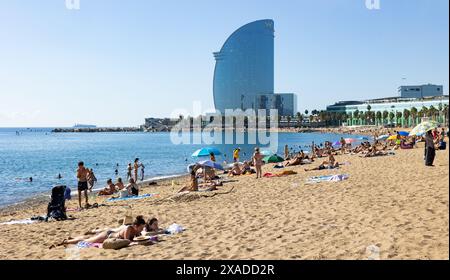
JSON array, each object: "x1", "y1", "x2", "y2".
[
  {"x1": 76, "y1": 241, "x2": 102, "y2": 249},
  {"x1": 0, "y1": 219, "x2": 37, "y2": 225},
  {"x1": 166, "y1": 223, "x2": 185, "y2": 234},
  {"x1": 307, "y1": 174, "x2": 349, "y2": 184},
  {"x1": 106, "y1": 193, "x2": 155, "y2": 203}
]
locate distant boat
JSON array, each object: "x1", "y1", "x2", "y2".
[{"x1": 73, "y1": 124, "x2": 97, "y2": 128}]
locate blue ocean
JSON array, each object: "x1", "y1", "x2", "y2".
[{"x1": 0, "y1": 128, "x2": 363, "y2": 207}]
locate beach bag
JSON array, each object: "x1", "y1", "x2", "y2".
[
  {"x1": 102, "y1": 238, "x2": 131, "y2": 250},
  {"x1": 439, "y1": 141, "x2": 447, "y2": 150}
]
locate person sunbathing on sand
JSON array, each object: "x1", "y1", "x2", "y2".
[
  {"x1": 322, "y1": 154, "x2": 336, "y2": 166},
  {"x1": 241, "y1": 161, "x2": 255, "y2": 174},
  {"x1": 143, "y1": 218, "x2": 166, "y2": 236},
  {"x1": 115, "y1": 177, "x2": 125, "y2": 190},
  {"x1": 53, "y1": 216, "x2": 146, "y2": 248},
  {"x1": 228, "y1": 163, "x2": 242, "y2": 176},
  {"x1": 98, "y1": 179, "x2": 116, "y2": 196},
  {"x1": 178, "y1": 171, "x2": 199, "y2": 193},
  {"x1": 304, "y1": 161, "x2": 339, "y2": 171},
  {"x1": 285, "y1": 155, "x2": 302, "y2": 167},
  {"x1": 178, "y1": 169, "x2": 222, "y2": 193}
]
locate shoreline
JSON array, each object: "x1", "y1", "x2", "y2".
[{"x1": 0, "y1": 173, "x2": 189, "y2": 216}]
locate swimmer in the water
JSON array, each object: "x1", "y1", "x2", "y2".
[{"x1": 57, "y1": 174, "x2": 62, "y2": 179}]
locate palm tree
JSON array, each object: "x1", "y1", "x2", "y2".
[
  {"x1": 438, "y1": 103, "x2": 443, "y2": 123},
  {"x1": 304, "y1": 109, "x2": 309, "y2": 116},
  {"x1": 388, "y1": 112, "x2": 395, "y2": 125},
  {"x1": 382, "y1": 110, "x2": 389, "y2": 125},
  {"x1": 366, "y1": 105, "x2": 372, "y2": 125},
  {"x1": 420, "y1": 106, "x2": 428, "y2": 118},
  {"x1": 428, "y1": 105, "x2": 437, "y2": 120},
  {"x1": 353, "y1": 109, "x2": 360, "y2": 125},
  {"x1": 342, "y1": 112, "x2": 349, "y2": 125},
  {"x1": 318, "y1": 111, "x2": 327, "y2": 126},
  {"x1": 286, "y1": 115, "x2": 292, "y2": 128},
  {"x1": 296, "y1": 112, "x2": 303, "y2": 127},
  {"x1": 396, "y1": 112, "x2": 402, "y2": 127},
  {"x1": 443, "y1": 104, "x2": 449, "y2": 126},
  {"x1": 403, "y1": 109, "x2": 410, "y2": 127},
  {"x1": 410, "y1": 107, "x2": 418, "y2": 126},
  {"x1": 376, "y1": 111, "x2": 382, "y2": 126}
]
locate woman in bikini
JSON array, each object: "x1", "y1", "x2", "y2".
[
  {"x1": 142, "y1": 217, "x2": 166, "y2": 236},
  {"x1": 252, "y1": 147, "x2": 264, "y2": 179},
  {"x1": 54, "y1": 216, "x2": 147, "y2": 247}
]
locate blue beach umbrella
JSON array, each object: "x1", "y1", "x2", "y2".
[
  {"x1": 196, "y1": 160, "x2": 224, "y2": 170},
  {"x1": 191, "y1": 147, "x2": 222, "y2": 157},
  {"x1": 398, "y1": 131, "x2": 409, "y2": 137}
]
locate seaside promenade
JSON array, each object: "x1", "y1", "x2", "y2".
[{"x1": 0, "y1": 140, "x2": 448, "y2": 260}]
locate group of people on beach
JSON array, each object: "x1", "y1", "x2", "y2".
[
  {"x1": 97, "y1": 177, "x2": 139, "y2": 197},
  {"x1": 126, "y1": 158, "x2": 145, "y2": 182},
  {"x1": 76, "y1": 159, "x2": 144, "y2": 208}
]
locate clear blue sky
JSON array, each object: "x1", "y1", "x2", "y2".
[{"x1": 0, "y1": 0, "x2": 448, "y2": 127}]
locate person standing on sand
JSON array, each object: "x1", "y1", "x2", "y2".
[
  {"x1": 210, "y1": 152, "x2": 216, "y2": 162},
  {"x1": 252, "y1": 147, "x2": 264, "y2": 179},
  {"x1": 127, "y1": 163, "x2": 132, "y2": 180},
  {"x1": 233, "y1": 148, "x2": 240, "y2": 163},
  {"x1": 133, "y1": 158, "x2": 140, "y2": 182},
  {"x1": 284, "y1": 145, "x2": 289, "y2": 160},
  {"x1": 340, "y1": 137, "x2": 346, "y2": 154},
  {"x1": 87, "y1": 168, "x2": 97, "y2": 192},
  {"x1": 425, "y1": 130, "x2": 436, "y2": 166},
  {"x1": 76, "y1": 161, "x2": 90, "y2": 209},
  {"x1": 140, "y1": 164, "x2": 145, "y2": 181}
]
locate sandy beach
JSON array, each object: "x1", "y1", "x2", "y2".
[{"x1": 0, "y1": 141, "x2": 448, "y2": 260}]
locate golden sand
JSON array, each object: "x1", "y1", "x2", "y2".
[{"x1": 0, "y1": 142, "x2": 448, "y2": 260}]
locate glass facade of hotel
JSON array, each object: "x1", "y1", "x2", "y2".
[{"x1": 213, "y1": 20, "x2": 275, "y2": 112}]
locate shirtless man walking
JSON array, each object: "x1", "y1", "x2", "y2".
[{"x1": 76, "y1": 161, "x2": 90, "y2": 209}]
